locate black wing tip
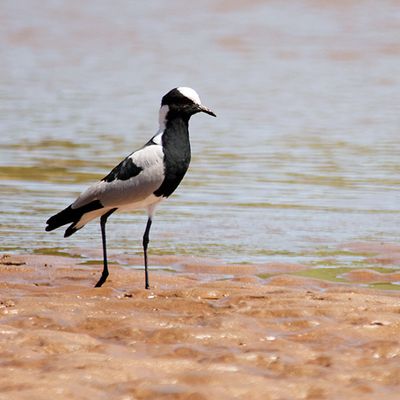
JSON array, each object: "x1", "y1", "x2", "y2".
[
  {"x1": 64, "y1": 224, "x2": 78, "y2": 238},
  {"x1": 45, "y1": 207, "x2": 71, "y2": 232},
  {"x1": 45, "y1": 200, "x2": 104, "y2": 234}
]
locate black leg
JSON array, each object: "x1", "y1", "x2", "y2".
[
  {"x1": 143, "y1": 217, "x2": 152, "y2": 289},
  {"x1": 95, "y1": 209, "x2": 116, "y2": 288}
]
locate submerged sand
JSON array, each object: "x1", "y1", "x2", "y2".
[{"x1": 0, "y1": 253, "x2": 399, "y2": 400}]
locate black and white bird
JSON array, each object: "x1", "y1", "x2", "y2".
[{"x1": 45, "y1": 87, "x2": 216, "y2": 288}]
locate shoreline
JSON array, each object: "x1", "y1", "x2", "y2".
[{"x1": 0, "y1": 253, "x2": 399, "y2": 399}]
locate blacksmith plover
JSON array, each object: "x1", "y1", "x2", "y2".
[{"x1": 45, "y1": 87, "x2": 216, "y2": 288}]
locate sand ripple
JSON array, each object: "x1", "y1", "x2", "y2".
[{"x1": 0, "y1": 254, "x2": 399, "y2": 399}]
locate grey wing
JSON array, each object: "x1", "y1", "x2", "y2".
[{"x1": 72, "y1": 144, "x2": 165, "y2": 209}]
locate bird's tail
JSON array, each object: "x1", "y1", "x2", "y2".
[{"x1": 45, "y1": 200, "x2": 104, "y2": 237}]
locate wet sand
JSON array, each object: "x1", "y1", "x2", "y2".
[{"x1": 0, "y1": 253, "x2": 399, "y2": 400}]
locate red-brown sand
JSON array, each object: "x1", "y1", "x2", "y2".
[{"x1": 0, "y1": 252, "x2": 399, "y2": 400}]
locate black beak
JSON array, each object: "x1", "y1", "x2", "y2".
[{"x1": 198, "y1": 104, "x2": 216, "y2": 117}]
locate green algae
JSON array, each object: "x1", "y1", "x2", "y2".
[{"x1": 34, "y1": 248, "x2": 82, "y2": 258}]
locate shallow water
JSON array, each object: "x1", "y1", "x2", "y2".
[{"x1": 1, "y1": 1, "x2": 399, "y2": 277}]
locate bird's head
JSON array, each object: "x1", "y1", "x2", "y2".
[{"x1": 160, "y1": 87, "x2": 216, "y2": 120}]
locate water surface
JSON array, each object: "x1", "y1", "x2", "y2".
[{"x1": 1, "y1": 1, "x2": 399, "y2": 277}]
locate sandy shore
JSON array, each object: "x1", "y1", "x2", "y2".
[{"x1": 0, "y1": 253, "x2": 399, "y2": 400}]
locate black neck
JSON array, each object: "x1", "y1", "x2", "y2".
[
  {"x1": 163, "y1": 115, "x2": 190, "y2": 142},
  {"x1": 153, "y1": 116, "x2": 192, "y2": 198}
]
